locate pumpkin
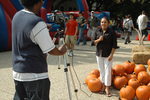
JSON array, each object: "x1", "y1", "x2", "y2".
[
  {"x1": 89, "y1": 69, "x2": 100, "y2": 78},
  {"x1": 147, "y1": 82, "x2": 150, "y2": 87},
  {"x1": 148, "y1": 65, "x2": 150, "y2": 72},
  {"x1": 136, "y1": 85, "x2": 150, "y2": 100},
  {"x1": 126, "y1": 72, "x2": 136, "y2": 80},
  {"x1": 122, "y1": 60, "x2": 135, "y2": 74},
  {"x1": 147, "y1": 59, "x2": 150, "y2": 66},
  {"x1": 85, "y1": 74, "x2": 97, "y2": 85},
  {"x1": 119, "y1": 85, "x2": 135, "y2": 100},
  {"x1": 134, "y1": 64, "x2": 146, "y2": 75},
  {"x1": 113, "y1": 75, "x2": 128, "y2": 90},
  {"x1": 87, "y1": 78, "x2": 102, "y2": 92},
  {"x1": 113, "y1": 64, "x2": 127, "y2": 76},
  {"x1": 137, "y1": 71, "x2": 150, "y2": 85},
  {"x1": 128, "y1": 78, "x2": 140, "y2": 90},
  {"x1": 121, "y1": 98, "x2": 127, "y2": 100}
]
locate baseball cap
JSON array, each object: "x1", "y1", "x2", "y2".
[{"x1": 91, "y1": 11, "x2": 94, "y2": 13}]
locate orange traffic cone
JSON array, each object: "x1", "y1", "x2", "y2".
[
  {"x1": 136, "y1": 34, "x2": 139, "y2": 40},
  {"x1": 147, "y1": 34, "x2": 150, "y2": 41}
]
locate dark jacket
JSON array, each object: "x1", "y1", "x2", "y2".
[{"x1": 92, "y1": 28, "x2": 119, "y2": 57}]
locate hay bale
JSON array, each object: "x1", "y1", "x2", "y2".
[
  {"x1": 132, "y1": 46, "x2": 150, "y2": 53},
  {"x1": 132, "y1": 52, "x2": 150, "y2": 64}
]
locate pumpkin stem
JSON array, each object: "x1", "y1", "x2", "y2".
[
  {"x1": 128, "y1": 60, "x2": 131, "y2": 63},
  {"x1": 124, "y1": 85, "x2": 126, "y2": 88},
  {"x1": 134, "y1": 79, "x2": 137, "y2": 81}
]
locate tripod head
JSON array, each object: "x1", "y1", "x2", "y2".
[{"x1": 54, "y1": 29, "x2": 64, "y2": 39}]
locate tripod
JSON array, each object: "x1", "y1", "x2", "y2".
[{"x1": 53, "y1": 29, "x2": 78, "y2": 100}]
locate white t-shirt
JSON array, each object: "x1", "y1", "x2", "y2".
[
  {"x1": 137, "y1": 14, "x2": 148, "y2": 30},
  {"x1": 13, "y1": 10, "x2": 55, "y2": 82},
  {"x1": 128, "y1": 19, "x2": 134, "y2": 32}
]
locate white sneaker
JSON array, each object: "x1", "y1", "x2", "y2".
[{"x1": 68, "y1": 52, "x2": 73, "y2": 57}]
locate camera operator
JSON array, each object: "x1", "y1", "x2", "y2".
[{"x1": 12, "y1": 0, "x2": 66, "y2": 100}]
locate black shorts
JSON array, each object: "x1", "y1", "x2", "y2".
[{"x1": 141, "y1": 28, "x2": 148, "y2": 37}]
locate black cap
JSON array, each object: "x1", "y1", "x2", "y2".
[
  {"x1": 69, "y1": 12, "x2": 74, "y2": 16},
  {"x1": 79, "y1": 11, "x2": 83, "y2": 14}
]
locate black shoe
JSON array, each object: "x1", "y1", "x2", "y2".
[
  {"x1": 122, "y1": 37, "x2": 125, "y2": 39},
  {"x1": 124, "y1": 42, "x2": 127, "y2": 44},
  {"x1": 128, "y1": 40, "x2": 131, "y2": 43}
]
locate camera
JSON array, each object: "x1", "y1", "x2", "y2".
[{"x1": 49, "y1": 10, "x2": 65, "y2": 24}]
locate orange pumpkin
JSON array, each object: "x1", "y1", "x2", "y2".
[
  {"x1": 119, "y1": 85, "x2": 135, "y2": 100},
  {"x1": 126, "y1": 72, "x2": 136, "y2": 80},
  {"x1": 147, "y1": 82, "x2": 150, "y2": 87},
  {"x1": 147, "y1": 59, "x2": 150, "y2": 66},
  {"x1": 122, "y1": 60, "x2": 135, "y2": 74},
  {"x1": 89, "y1": 69, "x2": 100, "y2": 78},
  {"x1": 113, "y1": 75, "x2": 128, "y2": 90},
  {"x1": 137, "y1": 71, "x2": 150, "y2": 85},
  {"x1": 128, "y1": 78, "x2": 140, "y2": 90},
  {"x1": 136, "y1": 85, "x2": 150, "y2": 100},
  {"x1": 113, "y1": 64, "x2": 127, "y2": 76},
  {"x1": 148, "y1": 65, "x2": 150, "y2": 72},
  {"x1": 85, "y1": 74, "x2": 97, "y2": 85},
  {"x1": 134, "y1": 64, "x2": 146, "y2": 75},
  {"x1": 88, "y1": 78, "x2": 102, "y2": 92},
  {"x1": 121, "y1": 98, "x2": 127, "y2": 100}
]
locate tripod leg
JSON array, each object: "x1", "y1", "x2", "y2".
[
  {"x1": 68, "y1": 65, "x2": 78, "y2": 100},
  {"x1": 63, "y1": 54, "x2": 72, "y2": 100}
]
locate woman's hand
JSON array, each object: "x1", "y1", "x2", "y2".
[
  {"x1": 108, "y1": 55, "x2": 113, "y2": 61},
  {"x1": 99, "y1": 35, "x2": 104, "y2": 41}
]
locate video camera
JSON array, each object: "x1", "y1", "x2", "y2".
[{"x1": 49, "y1": 10, "x2": 65, "y2": 24}]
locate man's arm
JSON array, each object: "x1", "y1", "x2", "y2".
[{"x1": 48, "y1": 44, "x2": 67, "y2": 55}]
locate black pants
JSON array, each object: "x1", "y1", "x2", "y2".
[{"x1": 14, "y1": 78, "x2": 50, "y2": 100}]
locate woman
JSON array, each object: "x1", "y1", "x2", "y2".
[{"x1": 92, "y1": 17, "x2": 119, "y2": 97}]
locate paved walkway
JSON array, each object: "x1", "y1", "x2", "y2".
[{"x1": 0, "y1": 31, "x2": 150, "y2": 100}]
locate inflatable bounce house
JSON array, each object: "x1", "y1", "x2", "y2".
[{"x1": 0, "y1": 0, "x2": 110, "y2": 52}]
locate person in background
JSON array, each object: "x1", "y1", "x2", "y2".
[
  {"x1": 124, "y1": 15, "x2": 135, "y2": 44},
  {"x1": 64, "y1": 13, "x2": 78, "y2": 57},
  {"x1": 116, "y1": 17, "x2": 121, "y2": 33},
  {"x1": 87, "y1": 11, "x2": 100, "y2": 46},
  {"x1": 76, "y1": 11, "x2": 87, "y2": 45},
  {"x1": 12, "y1": 0, "x2": 67, "y2": 100},
  {"x1": 122, "y1": 15, "x2": 128, "y2": 39},
  {"x1": 137, "y1": 10, "x2": 149, "y2": 45},
  {"x1": 91, "y1": 17, "x2": 119, "y2": 97}
]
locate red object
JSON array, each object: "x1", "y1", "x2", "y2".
[
  {"x1": 136, "y1": 34, "x2": 139, "y2": 40},
  {"x1": 40, "y1": 7, "x2": 47, "y2": 22},
  {"x1": 147, "y1": 34, "x2": 150, "y2": 41}
]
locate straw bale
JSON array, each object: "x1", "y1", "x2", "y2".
[
  {"x1": 132, "y1": 46, "x2": 150, "y2": 53},
  {"x1": 132, "y1": 52, "x2": 150, "y2": 64}
]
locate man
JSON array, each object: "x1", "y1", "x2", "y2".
[
  {"x1": 124, "y1": 15, "x2": 135, "y2": 44},
  {"x1": 87, "y1": 11, "x2": 100, "y2": 46},
  {"x1": 76, "y1": 11, "x2": 87, "y2": 45},
  {"x1": 122, "y1": 15, "x2": 128, "y2": 39},
  {"x1": 12, "y1": 0, "x2": 66, "y2": 100},
  {"x1": 137, "y1": 10, "x2": 148, "y2": 45},
  {"x1": 64, "y1": 13, "x2": 78, "y2": 57}
]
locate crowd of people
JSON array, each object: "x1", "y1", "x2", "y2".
[{"x1": 11, "y1": 0, "x2": 149, "y2": 99}]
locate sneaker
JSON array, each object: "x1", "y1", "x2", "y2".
[
  {"x1": 122, "y1": 37, "x2": 125, "y2": 39},
  {"x1": 82, "y1": 43, "x2": 87, "y2": 45},
  {"x1": 128, "y1": 40, "x2": 131, "y2": 43},
  {"x1": 68, "y1": 52, "x2": 73, "y2": 57}
]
